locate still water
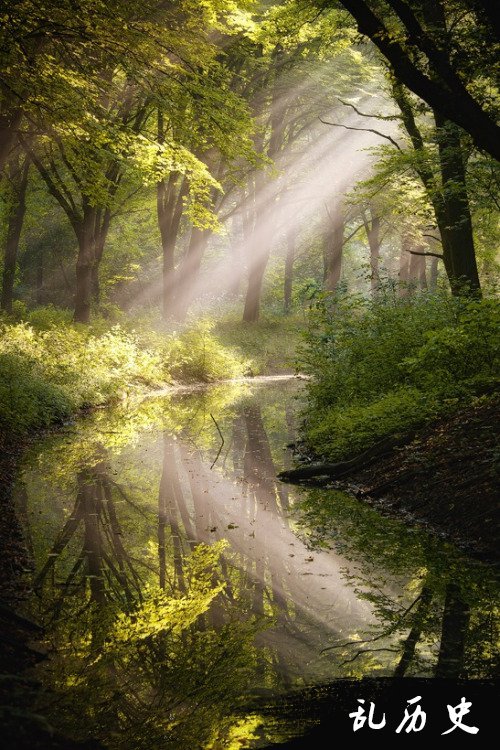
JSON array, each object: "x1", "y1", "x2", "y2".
[{"x1": 15, "y1": 377, "x2": 499, "y2": 748}]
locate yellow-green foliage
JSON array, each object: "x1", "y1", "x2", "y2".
[
  {"x1": 161, "y1": 319, "x2": 244, "y2": 382},
  {"x1": 39, "y1": 540, "x2": 260, "y2": 750},
  {"x1": 0, "y1": 313, "x2": 247, "y2": 437},
  {"x1": 112, "y1": 542, "x2": 228, "y2": 644}
]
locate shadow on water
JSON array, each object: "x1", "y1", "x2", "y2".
[{"x1": 12, "y1": 378, "x2": 499, "y2": 747}]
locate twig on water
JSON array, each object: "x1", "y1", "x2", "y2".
[{"x1": 210, "y1": 413, "x2": 225, "y2": 469}]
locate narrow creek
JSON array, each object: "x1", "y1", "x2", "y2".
[{"x1": 14, "y1": 376, "x2": 499, "y2": 747}]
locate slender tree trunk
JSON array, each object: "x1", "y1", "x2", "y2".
[
  {"x1": 408, "y1": 247, "x2": 422, "y2": 289},
  {"x1": 74, "y1": 202, "x2": 97, "y2": 323},
  {"x1": 1, "y1": 155, "x2": 29, "y2": 313},
  {"x1": 398, "y1": 237, "x2": 411, "y2": 295},
  {"x1": 243, "y1": 251, "x2": 269, "y2": 323},
  {"x1": 323, "y1": 201, "x2": 344, "y2": 291},
  {"x1": 429, "y1": 255, "x2": 439, "y2": 291},
  {"x1": 284, "y1": 231, "x2": 295, "y2": 313},
  {"x1": 228, "y1": 218, "x2": 244, "y2": 297},
  {"x1": 157, "y1": 173, "x2": 186, "y2": 320},
  {"x1": 419, "y1": 255, "x2": 428, "y2": 290},
  {"x1": 91, "y1": 207, "x2": 111, "y2": 304},
  {"x1": 0, "y1": 107, "x2": 23, "y2": 174},
  {"x1": 363, "y1": 212, "x2": 381, "y2": 295},
  {"x1": 242, "y1": 52, "x2": 284, "y2": 324}
]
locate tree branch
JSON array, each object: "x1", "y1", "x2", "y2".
[
  {"x1": 405, "y1": 249, "x2": 443, "y2": 259},
  {"x1": 337, "y1": 97, "x2": 398, "y2": 121},
  {"x1": 335, "y1": 0, "x2": 500, "y2": 160},
  {"x1": 318, "y1": 116, "x2": 402, "y2": 150}
]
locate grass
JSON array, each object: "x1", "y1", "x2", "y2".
[{"x1": 213, "y1": 312, "x2": 303, "y2": 375}]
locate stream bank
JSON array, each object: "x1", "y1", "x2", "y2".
[{"x1": 282, "y1": 395, "x2": 499, "y2": 564}]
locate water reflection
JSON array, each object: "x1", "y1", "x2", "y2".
[
  {"x1": 298, "y1": 488, "x2": 499, "y2": 681},
  {"x1": 16, "y1": 378, "x2": 499, "y2": 747}
]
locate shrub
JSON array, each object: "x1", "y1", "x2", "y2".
[
  {"x1": 0, "y1": 317, "x2": 247, "y2": 438},
  {"x1": 299, "y1": 289, "x2": 499, "y2": 460},
  {"x1": 0, "y1": 353, "x2": 71, "y2": 435},
  {"x1": 161, "y1": 321, "x2": 244, "y2": 383},
  {"x1": 305, "y1": 387, "x2": 447, "y2": 461}
]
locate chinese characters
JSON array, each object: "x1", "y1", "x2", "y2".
[{"x1": 349, "y1": 696, "x2": 479, "y2": 735}]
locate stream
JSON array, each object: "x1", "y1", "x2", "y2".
[{"x1": 13, "y1": 376, "x2": 499, "y2": 747}]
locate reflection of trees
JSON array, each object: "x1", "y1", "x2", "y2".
[
  {"x1": 27, "y1": 441, "x2": 260, "y2": 749},
  {"x1": 302, "y1": 489, "x2": 499, "y2": 679},
  {"x1": 242, "y1": 404, "x2": 293, "y2": 622},
  {"x1": 394, "y1": 586, "x2": 433, "y2": 677},
  {"x1": 435, "y1": 583, "x2": 470, "y2": 678},
  {"x1": 33, "y1": 451, "x2": 144, "y2": 610},
  {"x1": 159, "y1": 399, "x2": 310, "y2": 689}
]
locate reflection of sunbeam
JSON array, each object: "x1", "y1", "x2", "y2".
[
  {"x1": 129, "y1": 96, "x2": 396, "y2": 317},
  {"x1": 177, "y1": 446, "x2": 374, "y2": 635}
]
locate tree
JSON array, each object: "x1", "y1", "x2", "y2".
[
  {"x1": 1, "y1": 152, "x2": 30, "y2": 313},
  {"x1": 391, "y1": 79, "x2": 481, "y2": 294},
  {"x1": 328, "y1": 0, "x2": 500, "y2": 161}
]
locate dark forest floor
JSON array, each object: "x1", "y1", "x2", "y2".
[{"x1": 343, "y1": 395, "x2": 499, "y2": 564}]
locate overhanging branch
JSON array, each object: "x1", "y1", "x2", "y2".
[{"x1": 319, "y1": 116, "x2": 402, "y2": 150}]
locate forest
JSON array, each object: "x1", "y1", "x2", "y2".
[{"x1": 0, "y1": 1, "x2": 499, "y2": 748}]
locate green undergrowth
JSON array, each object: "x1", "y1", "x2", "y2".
[
  {"x1": 213, "y1": 312, "x2": 303, "y2": 375},
  {"x1": 299, "y1": 289, "x2": 499, "y2": 461},
  {"x1": 0, "y1": 307, "x2": 248, "y2": 437}
]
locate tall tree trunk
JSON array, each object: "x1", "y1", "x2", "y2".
[
  {"x1": 434, "y1": 113, "x2": 480, "y2": 295},
  {"x1": 408, "y1": 246, "x2": 423, "y2": 289},
  {"x1": 157, "y1": 113, "x2": 189, "y2": 320},
  {"x1": 398, "y1": 236, "x2": 411, "y2": 295},
  {"x1": 243, "y1": 251, "x2": 269, "y2": 323},
  {"x1": 91, "y1": 207, "x2": 112, "y2": 304},
  {"x1": 1, "y1": 155, "x2": 29, "y2": 313},
  {"x1": 323, "y1": 201, "x2": 344, "y2": 291},
  {"x1": 227, "y1": 217, "x2": 244, "y2": 297},
  {"x1": 283, "y1": 231, "x2": 295, "y2": 313},
  {"x1": 362, "y1": 210, "x2": 381, "y2": 295},
  {"x1": 391, "y1": 81, "x2": 479, "y2": 296},
  {"x1": 74, "y1": 202, "x2": 97, "y2": 323},
  {"x1": 435, "y1": 583, "x2": 470, "y2": 678},
  {"x1": 157, "y1": 172, "x2": 187, "y2": 320},
  {"x1": 429, "y1": 255, "x2": 439, "y2": 291},
  {"x1": 242, "y1": 51, "x2": 284, "y2": 324},
  {"x1": 419, "y1": 255, "x2": 428, "y2": 290},
  {"x1": 0, "y1": 107, "x2": 23, "y2": 174}
]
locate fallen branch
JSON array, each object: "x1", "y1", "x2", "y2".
[{"x1": 278, "y1": 434, "x2": 413, "y2": 483}]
